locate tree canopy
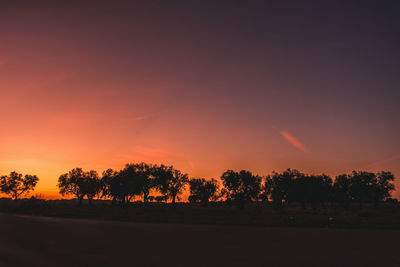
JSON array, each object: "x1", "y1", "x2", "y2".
[
  {"x1": 57, "y1": 168, "x2": 101, "y2": 206},
  {"x1": 155, "y1": 165, "x2": 188, "y2": 206},
  {"x1": 189, "y1": 178, "x2": 219, "y2": 206},
  {"x1": 0, "y1": 172, "x2": 39, "y2": 200},
  {"x1": 220, "y1": 170, "x2": 261, "y2": 208}
]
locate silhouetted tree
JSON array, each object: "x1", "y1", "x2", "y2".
[
  {"x1": 288, "y1": 174, "x2": 333, "y2": 211},
  {"x1": 133, "y1": 163, "x2": 157, "y2": 205},
  {"x1": 307, "y1": 175, "x2": 332, "y2": 210},
  {"x1": 333, "y1": 171, "x2": 395, "y2": 208},
  {"x1": 0, "y1": 171, "x2": 39, "y2": 200},
  {"x1": 189, "y1": 178, "x2": 219, "y2": 207},
  {"x1": 349, "y1": 171, "x2": 378, "y2": 207},
  {"x1": 375, "y1": 171, "x2": 395, "y2": 205},
  {"x1": 316, "y1": 174, "x2": 334, "y2": 208},
  {"x1": 110, "y1": 165, "x2": 141, "y2": 206},
  {"x1": 154, "y1": 165, "x2": 188, "y2": 207},
  {"x1": 267, "y1": 169, "x2": 301, "y2": 209},
  {"x1": 82, "y1": 170, "x2": 101, "y2": 205},
  {"x1": 100, "y1": 168, "x2": 119, "y2": 204},
  {"x1": 333, "y1": 174, "x2": 352, "y2": 208},
  {"x1": 220, "y1": 170, "x2": 261, "y2": 208},
  {"x1": 102, "y1": 163, "x2": 158, "y2": 207},
  {"x1": 58, "y1": 168, "x2": 100, "y2": 206},
  {"x1": 286, "y1": 171, "x2": 307, "y2": 208}
]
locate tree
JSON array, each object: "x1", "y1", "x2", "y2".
[
  {"x1": 58, "y1": 168, "x2": 100, "y2": 206},
  {"x1": 349, "y1": 171, "x2": 377, "y2": 207},
  {"x1": 100, "y1": 168, "x2": 119, "y2": 204},
  {"x1": 267, "y1": 169, "x2": 300, "y2": 209},
  {"x1": 305, "y1": 174, "x2": 332, "y2": 210},
  {"x1": 133, "y1": 163, "x2": 157, "y2": 205},
  {"x1": 333, "y1": 174, "x2": 352, "y2": 208},
  {"x1": 286, "y1": 171, "x2": 307, "y2": 208},
  {"x1": 189, "y1": 178, "x2": 219, "y2": 207},
  {"x1": 333, "y1": 171, "x2": 396, "y2": 208},
  {"x1": 154, "y1": 165, "x2": 188, "y2": 207},
  {"x1": 375, "y1": 171, "x2": 395, "y2": 204},
  {"x1": 289, "y1": 174, "x2": 333, "y2": 210},
  {"x1": 101, "y1": 163, "x2": 157, "y2": 207},
  {"x1": 109, "y1": 165, "x2": 140, "y2": 206},
  {"x1": 82, "y1": 170, "x2": 101, "y2": 205},
  {"x1": 102, "y1": 169, "x2": 132, "y2": 206},
  {"x1": 220, "y1": 170, "x2": 261, "y2": 208},
  {"x1": 316, "y1": 174, "x2": 333, "y2": 208},
  {"x1": 0, "y1": 171, "x2": 39, "y2": 200}
]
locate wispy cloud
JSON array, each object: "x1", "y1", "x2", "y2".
[
  {"x1": 364, "y1": 154, "x2": 400, "y2": 169},
  {"x1": 133, "y1": 116, "x2": 148, "y2": 121},
  {"x1": 132, "y1": 115, "x2": 150, "y2": 121},
  {"x1": 277, "y1": 129, "x2": 309, "y2": 153}
]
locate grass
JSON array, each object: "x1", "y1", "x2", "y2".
[{"x1": 0, "y1": 198, "x2": 399, "y2": 229}]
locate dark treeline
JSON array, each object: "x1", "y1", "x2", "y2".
[
  {"x1": 58, "y1": 163, "x2": 188, "y2": 207},
  {"x1": 0, "y1": 164, "x2": 397, "y2": 210},
  {"x1": 264, "y1": 169, "x2": 396, "y2": 210},
  {"x1": 56, "y1": 164, "x2": 397, "y2": 210}
]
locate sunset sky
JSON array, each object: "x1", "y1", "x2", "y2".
[{"x1": 1, "y1": 1, "x2": 399, "y2": 199}]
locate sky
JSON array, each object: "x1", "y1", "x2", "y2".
[{"x1": 0, "y1": 0, "x2": 399, "y2": 199}]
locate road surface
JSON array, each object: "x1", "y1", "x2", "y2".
[{"x1": 0, "y1": 213, "x2": 398, "y2": 266}]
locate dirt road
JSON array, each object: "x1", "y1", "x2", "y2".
[{"x1": 0, "y1": 213, "x2": 398, "y2": 266}]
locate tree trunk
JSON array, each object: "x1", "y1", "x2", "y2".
[
  {"x1": 143, "y1": 194, "x2": 149, "y2": 209},
  {"x1": 171, "y1": 194, "x2": 176, "y2": 208}
]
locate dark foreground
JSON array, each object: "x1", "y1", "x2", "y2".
[
  {"x1": 0, "y1": 213, "x2": 399, "y2": 267},
  {"x1": 2, "y1": 200, "x2": 400, "y2": 229}
]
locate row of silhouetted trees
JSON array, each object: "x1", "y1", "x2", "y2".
[
  {"x1": 263, "y1": 169, "x2": 395, "y2": 210},
  {"x1": 56, "y1": 163, "x2": 396, "y2": 209},
  {"x1": 57, "y1": 163, "x2": 189, "y2": 207},
  {"x1": 0, "y1": 163, "x2": 396, "y2": 210}
]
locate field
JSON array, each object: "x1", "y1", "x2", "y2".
[
  {"x1": 0, "y1": 212, "x2": 399, "y2": 266},
  {"x1": 0, "y1": 199, "x2": 399, "y2": 229}
]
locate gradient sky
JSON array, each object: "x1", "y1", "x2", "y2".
[{"x1": 1, "y1": 0, "x2": 399, "y2": 199}]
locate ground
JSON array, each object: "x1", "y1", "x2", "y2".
[{"x1": 0, "y1": 213, "x2": 399, "y2": 267}]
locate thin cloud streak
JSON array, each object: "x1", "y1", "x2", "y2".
[
  {"x1": 364, "y1": 154, "x2": 400, "y2": 169},
  {"x1": 279, "y1": 130, "x2": 309, "y2": 153},
  {"x1": 132, "y1": 116, "x2": 150, "y2": 121}
]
